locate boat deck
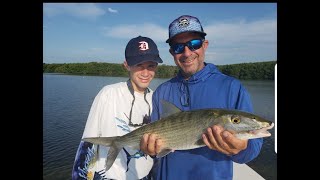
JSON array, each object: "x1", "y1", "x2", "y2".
[{"x1": 233, "y1": 162, "x2": 265, "y2": 180}]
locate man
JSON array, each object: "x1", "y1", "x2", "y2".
[
  {"x1": 140, "y1": 15, "x2": 263, "y2": 180},
  {"x1": 72, "y1": 36, "x2": 163, "y2": 180}
]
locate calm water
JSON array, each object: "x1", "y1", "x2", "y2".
[{"x1": 43, "y1": 74, "x2": 276, "y2": 180}]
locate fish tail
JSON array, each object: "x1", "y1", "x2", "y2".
[
  {"x1": 105, "y1": 142, "x2": 122, "y2": 171},
  {"x1": 82, "y1": 136, "x2": 119, "y2": 146},
  {"x1": 82, "y1": 136, "x2": 123, "y2": 171}
]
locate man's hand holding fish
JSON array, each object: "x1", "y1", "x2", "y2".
[{"x1": 202, "y1": 125, "x2": 248, "y2": 156}]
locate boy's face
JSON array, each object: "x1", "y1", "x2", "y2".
[{"x1": 125, "y1": 61, "x2": 158, "y2": 93}]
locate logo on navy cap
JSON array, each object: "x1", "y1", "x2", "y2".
[
  {"x1": 138, "y1": 41, "x2": 149, "y2": 51},
  {"x1": 178, "y1": 18, "x2": 189, "y2": 27}
]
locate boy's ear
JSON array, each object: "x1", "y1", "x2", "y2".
[{"x1": 123, "y1": 60, "x2": 130, "y2": 70}]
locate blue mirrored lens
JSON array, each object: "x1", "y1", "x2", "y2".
[
  {"x1": 171, "y1": 39, "x2": 203, "y2": 54},
  {"x1": 172, "y1": 44, "x2": 185, "y2": 54}
]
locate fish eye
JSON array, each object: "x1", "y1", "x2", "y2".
[{"x1": 231, "y1": 116, "x2": 241, "y2": 124}]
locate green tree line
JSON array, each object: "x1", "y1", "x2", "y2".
[{"x1": 43, "y1": 61, "x2": 276, "y2": 80}]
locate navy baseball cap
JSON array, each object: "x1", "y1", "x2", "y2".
[
  {"x1": 125, "y1": 36, "x2": 163, "y2": 66},
  {"x1": 166, "y1": 15, "x2": 207, "y2": 44}
]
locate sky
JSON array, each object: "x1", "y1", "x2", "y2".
[{"x1": 43, "y1": 3, "x2": 277, "y2": 66}]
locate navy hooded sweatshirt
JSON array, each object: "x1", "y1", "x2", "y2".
[{"x1": 150, "y1": 63, "x2": 263, "y2": 180}]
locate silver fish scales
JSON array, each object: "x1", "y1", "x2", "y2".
[{"x1": 83, "y1": 100, "x2": 274, "y2": 171}]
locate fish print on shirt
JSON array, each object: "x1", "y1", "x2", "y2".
[
  {"x1": 115, "y1": 117, "x2": 131, "y2": 133},
  {"x1": 72, "y1": 141, "x2": 107, "y2": 180}
]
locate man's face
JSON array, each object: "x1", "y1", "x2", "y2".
[
  {"x1": 169, "y1": 32, "x2": 208, "y2": 79},
  {"x1": 126, "y1": 61, "x2": 158, "y2": 93}
]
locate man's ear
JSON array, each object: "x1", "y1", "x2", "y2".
[
  {"x1": 123, "y1": 60, "x2": 130, "y2": 71},
  {"x1": 202, "y1": 40, "x2": 209, "y2": 51},
  {"x1": 169, "y1": 48, "x2": 174, "y2": 56}
]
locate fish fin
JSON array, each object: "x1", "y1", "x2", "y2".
[
  {"x1": 160, "y1": 100, "x2": 182, "y2": 119},
  {"x1": 156, "y1": 149, "x2": 174, "y2": 158},
  {"x1": 82, "y1": 137, "x2": 119, "y2": 146},
  {"x1": 82, "y1": 137, "x2": 123, "y2": 172},
  {"x1": 105, "y1": 143, "x2": 122, "y2": 171},
  {"x1": 195, "y1": 138, "x2": 205, "y2": 146}
]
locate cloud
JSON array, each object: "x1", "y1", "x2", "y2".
[
  {"x1": 100, "y1": 17, "x2": 276, "y2": 65},
  {"x1": 43, "y1": 3, "x2": 105, "y2": 19},
  {"x1": 44, "y1": 15, "x2": 276, "y2": 65},
  {"x1": 202, "y1": 18, "x2": 277, "y2": 64},
  {"x1": 102, "y1": 23, "x2": 167, "y2": 42},
  {"x1": 205, "y1": 18, "x2": 277, "y2": 47},
  {"x1": 108, "y1": 7, "x2": 118, "y2": 13}
]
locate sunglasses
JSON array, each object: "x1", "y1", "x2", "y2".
[{"x1": 170, "y1": 39, "x2": 204, "y2": 54}]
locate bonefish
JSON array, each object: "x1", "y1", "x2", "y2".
[{"x1": 83, "y1": 100, "x2": 274, "y2": 171}]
